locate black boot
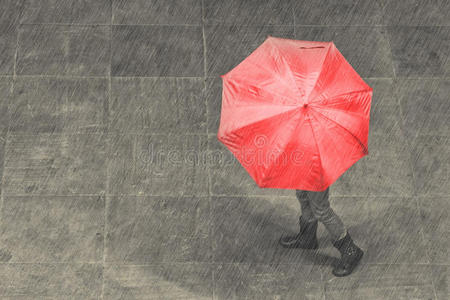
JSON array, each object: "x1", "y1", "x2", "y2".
[
  {"x1": 331, "y1": 231, "x2": 364, "y2": 277},
  {"x1": 279, "y1": 216, "x2": 319, "y2": 249}
]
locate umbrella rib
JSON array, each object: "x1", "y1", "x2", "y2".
[
  {"x1": 304, "y1": 42, "x2": 333, "y2": 103},
  {"x1": 267, "y1": 39, "x2": 305, "y2": 102},
  {"x1": 304, "y1": 110, "x2": 325, "y2": 189},
  {"x1": 226, "y1": 105, "x2": 302, "y2": 138},
  {"x1": 222, "y1": 106, "x2": 304, "y2": 186},
  {"x1": 263, "y1": 109, "x2": 309, "y2": 182},
  {"x1": 226, "y1": 76, "x2": 299, "y2": 106},
  {"x1": 226, "y1": 38, "x2": 302, "y2": 103},
  {"x1": 309, "y1": 106, "x2": 369, "y2": 154},
  {"x1": 309, "y1": 88, "x2": 373, "y2": 106},
  {"x1": 222, "y1": 104, "x2": 302, "y2": 139},
  {"x1": 308, "y1": 105, "x2": 369, "y2": 120}
]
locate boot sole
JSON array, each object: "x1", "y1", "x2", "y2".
[
  {"x1": 279, "y1": 239, "x2": 319, "y2": 249},
  {"x1": 332, "y1": 251, "x2": 364, "y2": 277}
]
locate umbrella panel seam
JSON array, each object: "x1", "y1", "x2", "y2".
[
  {"x1": 224, "y1": 76, "x2": 300, "y2": 107},
  {"x1": 308, "y1": 88, "x2": 373, "y2": 106},
  {"x1": 304, "y1": 42, "x2": 334, "y2": 104},
  {"x1": 309, "y1": 104, "x2": 370, "y2": 121},
  {"x1": 304, "y1": 110, "x2": 326, "y2": 190},
  {"x1": 309, "y1": 106, "x2": 369, "y2": 155},
  {"x1": 266, "y1": 38, "x2": 308, "y2": 104}
]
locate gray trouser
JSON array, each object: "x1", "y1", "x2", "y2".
[{"x1": 296, "y1": 188, "x2": 347, "y2": 242}]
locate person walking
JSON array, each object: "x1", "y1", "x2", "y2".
[{"x1": 279, "y1": 187, "x2": 364, "y2": 277}]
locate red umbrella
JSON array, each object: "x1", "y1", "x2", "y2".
[{"x1": 217, "y1": 36, "x2": 373, "y2": 191}]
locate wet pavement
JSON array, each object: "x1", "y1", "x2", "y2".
[{"x1": 0, "y1": 0, "x2": 448, "y2": 299}]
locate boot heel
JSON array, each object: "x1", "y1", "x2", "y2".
[
  {"x1": 279, "y1": 216, "x2": 319, "y2": 249},
  {"x1": 331, "y1": 232, "x2": 364, "y2": 277}
]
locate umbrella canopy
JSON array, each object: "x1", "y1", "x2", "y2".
[{"x1": 217, "y1": 36, "x2": 373, "y2": 191}]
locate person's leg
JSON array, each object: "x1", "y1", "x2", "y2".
[
  {"x1": 298, "y1": 188, "x2": 364, "y2": 277},
  {"x1": 305, "y1": 187, "x2": 347, "y2": 242},
  {"x1": 296, "y1": 189, "x2": 316, "y2": 222},
  {"x1": 278, "y1": 189, "x2": 319, "y2": 249}
]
